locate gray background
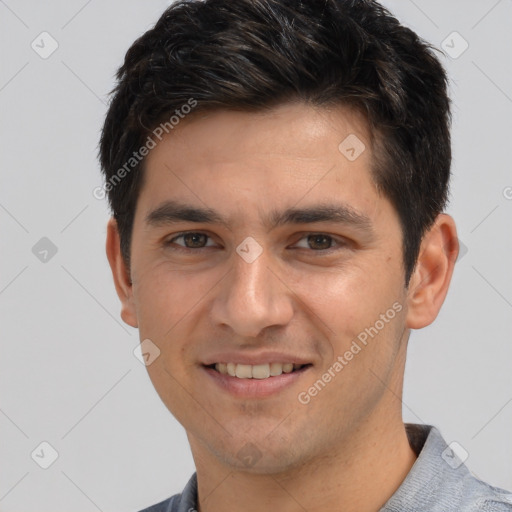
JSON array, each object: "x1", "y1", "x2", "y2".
[{"x1": 1, "y1": 0, "x2": 511, "y2": 510}]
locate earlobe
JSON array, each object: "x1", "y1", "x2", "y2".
[
  {"x1": 405, "y1": 214, "x2": 459, "y2": 330},
  {"x1": 105, "y1": 218, "x2": 138, "y2": 328}
]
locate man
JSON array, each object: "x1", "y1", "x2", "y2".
[{"x1": 99, "y1": 0, "x2": 512, "y2": 510}]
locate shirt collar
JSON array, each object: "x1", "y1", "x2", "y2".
[{"x1": 380, "y1": 423, "x2": 471, "y2": 511}]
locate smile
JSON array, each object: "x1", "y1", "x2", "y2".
[
  {"x1": 210, "y1": 362, "x2": 309, "y2": 379},
  {"x1": 203, "y1": 361, "x2": 312, "y2": 398}
]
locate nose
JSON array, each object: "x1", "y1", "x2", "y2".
[{"x1": 210, "y1": 245, "x2": 294, "y2": 338}]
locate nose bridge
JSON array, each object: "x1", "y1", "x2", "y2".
[
  {"x1": 212, "y1": 243, "x2": 293, "y2": 337},
  {"x1": 233, "y1": 248, "x2": 271, "y2": 307}
]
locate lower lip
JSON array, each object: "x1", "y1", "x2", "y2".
[{"x1": 202, "y1": 366, "x2": 311, "y2": 398}]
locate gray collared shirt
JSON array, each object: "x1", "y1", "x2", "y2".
[{"x1": 139, "y1": 424, "x2": 512, "y2": 511}]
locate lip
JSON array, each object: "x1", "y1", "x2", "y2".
[
  {"x1": 202, "y1": 351, "x2": 312, "y2": 366},
  {"x1": 202, "y1": 364, "x2": 312, "y2": 398}
]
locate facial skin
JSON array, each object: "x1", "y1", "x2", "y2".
[{"x1": 107, "y1": 102, "x2": 458, "y2": 512}]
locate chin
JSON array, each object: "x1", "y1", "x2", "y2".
[{"x1": 204, "y1": 431, "x2": 311, "y2": 475}]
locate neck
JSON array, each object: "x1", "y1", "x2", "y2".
[{"x1": 191, "y1": 413, "x2": 417, "y2": 512}]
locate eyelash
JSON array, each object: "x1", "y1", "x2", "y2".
[{"x1": 164, "y1": 231, "x2": 347, "y2": 253}]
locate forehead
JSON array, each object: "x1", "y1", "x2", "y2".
[
  {"x1": 137, "y1": 102, "x2": 380, "y2": 222},
  {"x1": 147, "y1": 102, "x2": 370, "y2": 164}
]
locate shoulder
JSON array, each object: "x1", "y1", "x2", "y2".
[
  {"x1": 382, "y1": 424, "x2": 512, "y2": 512},
  {"x1": 461, "y1": 479, "x2": 512, "y2": 511}
]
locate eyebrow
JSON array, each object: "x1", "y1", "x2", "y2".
[{"x1": 145, "y1": 200, "x2": 373, "y2": 233}]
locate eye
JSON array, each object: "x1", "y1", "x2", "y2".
[
  {"x1": 167, "y1": 232, "x2": 216, "y2": 249},
  {"x1": 293, "y1": 233, "x2": 345, "y2": 251}
]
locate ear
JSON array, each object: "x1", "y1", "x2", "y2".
[
  {"x1": 105, "y1": 218, "x2": 138, "y2": 328},
  {"x1": 405, "y1": 214, "x2": 459, "y2": 329}
]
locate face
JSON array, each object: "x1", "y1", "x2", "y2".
[{"x1": 110, "y1": 102, "x2": 432, "y2": 473}]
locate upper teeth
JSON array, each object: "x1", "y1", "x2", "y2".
[{"x1": 214, "y1": 362, "x2": 303, "y2": 379}]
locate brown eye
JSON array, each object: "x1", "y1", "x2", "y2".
[
  {"x1": 168, "y1": 232, "x2": 214, "y2": 249},
  {"x1": 182, "y1": 233, "x2": 208, "y2": 248},
  {"x1": 293, "y1": 233, "x2": 345, "y2": 252},
  {"x1": 307, "y1": 234, "x2": 333, "y2": 250}
]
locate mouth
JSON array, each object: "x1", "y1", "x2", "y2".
[
  {"x1": 202, "y1": 361, "x2": 312, "y2": 398},
  {"x1": 206, "y1": 362, "x2": 311, "y2": 379}
]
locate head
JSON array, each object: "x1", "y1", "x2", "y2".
[{"x1": 101, "y1": 0, "x2": 458, "y2": 473}]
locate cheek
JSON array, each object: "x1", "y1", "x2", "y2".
[
  {"x1": 132, "y1": 260, "x2": 215, "y2": 324},
  {"x1": 131, "y1": 270, "x2": 188, "y2": 355},
  {"x1": 286, "y1": 262, "x2": 398, "y2": 330},
  {"x1": 288, "y1": 262, "x2": 406, "y2": 381},
  {"x1": 131, "y1": 261, "x2": 230, "y2": 379}
]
